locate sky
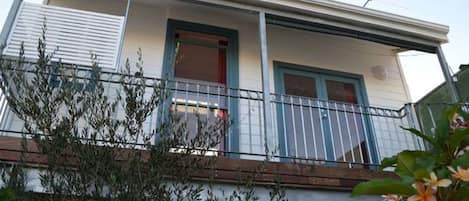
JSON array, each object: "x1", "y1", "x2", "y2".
[{"x1": 0, "y1": 0, "x2": 468, "y2": 102}]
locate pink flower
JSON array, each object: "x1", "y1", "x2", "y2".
[
  {"x1": 407, "y1": 182, "x2": 436, "y2": 201},
  {"x1": 423, "y1": 172, "x2": 451, "y2": 190},
  {"x1": 450, "y1": 114, "x2": 468, "y2": 130},
  {"x1": 382, "y1": 194, "x2": 402, "y2": 201},
  {"x1": 381, "y1": 194, "x2": 402, "y2": 201},
  {"x1": 448, "y1": 166, "x2": 469, "y2": 182}
]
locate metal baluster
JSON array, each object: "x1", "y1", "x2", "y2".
[
  {"x1": 369, "y1": 108, "x2": 382, "y2": 164},
  {"x1": 358, "y1": 105, "x2": 374, "y2": 164},
  {"x1": 160, "y1": 79, "x2": 169, "y2": 128},
  {"x1": 257, "y1": 91, "x2": 264, "y2": 154},
  {"x1": 216, "y1": 85, "x2": 221, "y2": 152},
  {"x1": 343, "y1": 103, "x2": 355, "y2": 164},
  {"x1": 174, "y1": 80, "x2": 179, "y2": 112},
  {"x1": 216, "y1": 86, "x2": 221, "y2": 113},
  {"x1": 290, "y1": 96, "x2": 298, "y2": 158},
  {"x1": 248, "y1": 91, "x2": 253, "y2": 153},
  {"x1": 271, "y1": 94, "x2": 278, "y2": 158},
  {"x1": 184, "y1": 82, "x2": 189, "y2": 121},
  {"x1": 0, "y1": 91, "x2": 7, "y2": 131},
  {"x1": 206, "y1": 85, "x2": 210, "y2": 122},
  {"x1": 427, "y1": 104, "x2": 437, "y2": 130},
  {"x1": 299, "y1": 98, "x2": 308, "y2": 159},
  {"x1": 281, "y1": 95, "x2": 288, "y2": 157},
  {"x1": 351, "y1": 105, "x2": 364, "y2": 163},
  {"x1": 326, "y1": 101, "x2": 337, "y2": 161},
  {"x1": 227, "y1": 87, "x2": 231, "y2": 153},
  {"x1": 196, "y1": 83, "x2": 200, "y2": 133},
  {"x1": 308, "y1": 99, "x2": 318, "y2": 159},
  {"x1": 317, "y1": 100, "x2": 327, "y2": 161},
  {"x1": 334, "y1": 102, "x2": 346, "y2": 162}
]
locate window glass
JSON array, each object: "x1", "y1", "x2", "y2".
[
  {"x1": 174, "y1": 30, "x2": 228, "y2": 84},
  {"x1": 284, "y1": 74, "x2": 317, "y2": 98},
  {"x1": 325, "y1": 80, "x2": 358, "y2": 104}
]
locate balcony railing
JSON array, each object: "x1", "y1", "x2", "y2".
[{"x1": 0, "y1": 66, "x2": 425, "y2": 168}]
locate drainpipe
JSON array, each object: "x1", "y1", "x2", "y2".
[
  {"x1": 258, "y1": 11, "x2": 273, "y2": 160},
  {"x1": 115, "y1": 0, "x2": 131, "y2": 70},
  {"x1": 436, "y1": 45, "x2": 460, "y2": 103},
  {"x1": 0, "y1": 0, "x2": 22, "y2": 48}
]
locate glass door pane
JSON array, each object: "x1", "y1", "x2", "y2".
[
  {"x1": 282, "y1": 73, "x2": 326, "y2": 161},
  {"x1": 171, "y1": 29, "x2": 228, "y2": 151},
  {"x1": 324, "y1": 79, "x2": 369, "y2": 166}
]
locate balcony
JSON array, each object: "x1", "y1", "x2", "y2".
[
  {"x1": 0, "y1": 1, "x2": 435, "y2": 169},
  {"x1": 0, "y1": 66, "x2": 423, "y2": 169}
]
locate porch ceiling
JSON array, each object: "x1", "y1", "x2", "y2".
[{"x1": 170, "y1": 0, "x2": 448, "y2": 53}]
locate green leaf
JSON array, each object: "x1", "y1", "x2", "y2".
[
  {"x1": 448, "y1": 127, "x2": 469, "y2": 149},
  {"x1": 401, "y1": 127, "x2": 436, "y2": 146},
  {"x1": 433, "y1": 106, "x2": 455, "y2": 143},
  {"x1": 380, "y1": 155, "x2": 397, "y2": 170},
  {"x1": 0, "y1": 188, "x2": 16, "y2": 201},
  {"x1": 351, "y1": 179, "x2": 415, "y2": 197},
  {"x1": 395, "y1": 151, "x2": 430, "y2": 178},
  {"x1": 453, "y1": 152, "x2": 469, "y2": 168}
]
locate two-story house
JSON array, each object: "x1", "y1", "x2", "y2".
[{"x1": 0, "y1": 0, "x2": 460, "y2": 200}]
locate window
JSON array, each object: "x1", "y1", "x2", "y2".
[{"x1": 174, "y1": 30, "x2": 228, "y2": 84}]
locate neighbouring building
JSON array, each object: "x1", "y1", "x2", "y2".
[{"x1": 415, "y1": 64, "x2": 469, "y2": 135}]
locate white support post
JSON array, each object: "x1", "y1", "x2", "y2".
[
  {"x1": 116, "y1": 0, "x2": 131, "y2": 70},
  {"x1": 258, "y1": 11, "x2": 273, "y2": 160},
  {"x1": 436, "y1": 45, "x2": 460, "y2": 103},
  {"x1": 0, "y1": 0, "x2": 22, "y2": 47}
]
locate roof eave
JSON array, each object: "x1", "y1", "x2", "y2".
[{"x1": 227, "y1": 0, "x2": 449, "y2": 44}]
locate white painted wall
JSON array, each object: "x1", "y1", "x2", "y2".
[
  {"x1": 46, "y1": 0, "x2": 410, "y2": 107},
  {"x1": 0, "y1": 168, "x2": 378, "y2": 201}
]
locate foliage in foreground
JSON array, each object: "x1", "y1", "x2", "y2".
[
  {"x1": 0, "y1": 28, "x2": 288, "y2": 201},
  {"x1": 352, "y1": 104, "x2": 469, "y2": 201}
]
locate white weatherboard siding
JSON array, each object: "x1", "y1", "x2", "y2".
[
  {"x1": 46, "y1": 0, "x2": 410, "y2": 107},
  {"x1": 1, "y1": 0, "x2": 416, "y2": 173}
]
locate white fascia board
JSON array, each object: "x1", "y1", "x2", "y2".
[{"x1": 191, "y1": 0, "x2": 449, "y2": 44}]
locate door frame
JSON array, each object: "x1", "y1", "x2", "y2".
[
  {"x1": 161, "y1": 19, "x2": 240, "y2": 156},
  {"x1": 273, "y1": 61, "x2": 379, "y2": 165}
]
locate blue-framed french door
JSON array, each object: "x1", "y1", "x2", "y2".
[
  {"x1": 160, "y1": 19, "x2": 239, "y2": 156},
  {"x1": 274, "y1": 62, "x2": 378, "y2": 166}
]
